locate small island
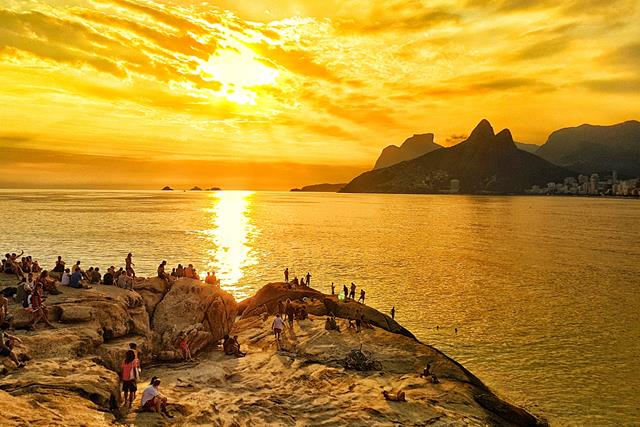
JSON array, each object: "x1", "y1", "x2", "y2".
[
  {"x1": 290, "y1": 183, "x2": 346, "y2": 192},
  {"x1": 161, "y1": 186, "x2": 173, "y2": 191},
  {"x1": 190, "y1": 186, "x2": 202, "y2": 191}
]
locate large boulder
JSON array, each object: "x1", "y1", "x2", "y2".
[
  {"x1": 238, "y1": 282, "x2": 416, "y2": 339},
  {"x1": 133, "y1": 277, "x2": 171, "y2": 317},
  {"x1": 152, "y1": 278, "x2": 236, "y2": 357},
  {"x1": 0, "y1": 358, "x2": 119, "y2": 425}
]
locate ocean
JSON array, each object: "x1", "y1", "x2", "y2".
[{"x1": 0, "y1": 189, "x2": 638, "y2": 426}]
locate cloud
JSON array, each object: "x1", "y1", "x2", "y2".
[
  {"x1": 600, "y1": 42, "x2": 640, "y2": 69},
  {"x1": 581, "y1": 78, "x2": 640, "y2": 94}
]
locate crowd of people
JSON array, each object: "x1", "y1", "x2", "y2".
[{"x1": 1, "y1": 251, "x2": 418, "y2": 418}]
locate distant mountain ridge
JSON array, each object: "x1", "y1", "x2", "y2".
[
  {"x1": 341, "y1": 120, "x2": 573, "y2": 194},
  {"x1": 536, "y1": 120, "x2": 640, "y2": 176},
  {"x1": 373, "y1": 133, "x2": 442, "y2": 169}
]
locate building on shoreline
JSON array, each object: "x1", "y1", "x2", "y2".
[{"x1": 526, "y1": 171, "x2": 640, "y2": 197}]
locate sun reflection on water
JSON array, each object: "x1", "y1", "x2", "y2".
[{"x1": 201, "y1": 191, "x2": 257, "y2": 299}]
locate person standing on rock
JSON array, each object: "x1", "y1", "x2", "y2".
[
  {"x1": 29, "y1": 281, "x2": 54, "y2": 330},
  {"x1": 125, "y1": 253, "x2": 135, "y2": 278},
  {"x1": 305, "y1": 272, "x2": 311, "y2": 287},
  {"x1": 391, "y1": 306, "x2": 395, "y2": 320},
  {"x1": 343, "y1": 284, "x2": 349, "y2": 300},
  {"x1": 349, "y1": 282, "x2": 356, "y2": 300},
  {"x1": 358, "y1": 289, "x2": 366, "y2": 304},
  {"x1": 272, "y1": 313, "x2": 285, "y2": 350},
  {"x1": 331, "y1": 282, "x2": 335, "y2": 295},
  {"x1": 120, "y1": 349, "x2": 139, "y2": 408},
  {"x1": 284, "y1": 267, "x2": 289, "y2": 283}
]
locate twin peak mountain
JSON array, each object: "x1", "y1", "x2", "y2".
[{"x1": 341, "y1": 120, "x2": 571, "y2": 194}]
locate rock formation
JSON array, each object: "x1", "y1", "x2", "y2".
[
  {"x1": 373, "y1": 133, "x2": 442, "y2": 170},
  {"x1": 290, "y1": 183, "x2": 346, "y2": 192},
  {"x1": 161, "y1": 186, "x2": 173, "y2": 191},
  {"x1": 342, "y1": 119, "x2": 573, "y2": 194},
  {"x1": 0, "y1": 274, "x2": 545, "y2": 426},
  {"x1": 536, "y1": 120, "x2": 640, "y2": 176}
]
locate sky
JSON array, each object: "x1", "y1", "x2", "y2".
[{"x1": 0, "y1": 0, "x2": 639, "y2": 189}]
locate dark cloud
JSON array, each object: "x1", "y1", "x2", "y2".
[
  {"x1": 581, "y1": 77, "x2": 640, "y2": 93},
  {"x1": 600, "y1": 42, "x2": 640, "y2": 69}
]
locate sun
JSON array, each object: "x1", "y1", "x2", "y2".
[{"x1": 198, "y1": 46, "x2": 279, "y2": 105}]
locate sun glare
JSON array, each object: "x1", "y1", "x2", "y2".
[
  {"x1": 201, "y1": 191, "x2": 257, "y2": 299},
  {"x1": 198, "y1": 47, "x2": 279, "y2": 105}
]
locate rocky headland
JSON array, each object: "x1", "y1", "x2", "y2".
[{"x1": 0, "y1": 274, "x2": 546, "y2": 426}]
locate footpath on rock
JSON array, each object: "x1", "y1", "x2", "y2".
[{"x1": 0, "y1": 275, "x2": 547, "y2": 426}]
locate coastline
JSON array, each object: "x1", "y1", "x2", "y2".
[{"x1": 0, "y1": 272, "x2": 546, "y2": 426}]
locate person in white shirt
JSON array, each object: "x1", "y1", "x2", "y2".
[
  {"x1": 61, "y1": 269, "x2": 70, "y2": 286},
  {"x1": 272, "y1": 313, "x2": 284, "y2": 349},
  {"x1": 141, "y1": 377, "x2": 172, "y2": 418}
]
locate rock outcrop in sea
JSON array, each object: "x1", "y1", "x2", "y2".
[{"x1": 0, "y1": 274, "x2": 546, "y2": 426}]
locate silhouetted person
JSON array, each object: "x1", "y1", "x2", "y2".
[
  {"x1": 284, "y1": 268, "x2": 289, "y2": 283},
  {"x1": 331, "y1": 282, "x2": 335, "y2": 295},
  {"x1": 300, "y1": 277, "x2": 305, "y2": 287},
  {"x1": 349, "y1": 282, "x2": 356, "y2": 300},
  {"x1": 305, "y1": 272, "x2": 311, "y2": 287},
  {"x1": 343, "y1": 284, "x2": 349, "y2": 300},
  {"x1": 391, "y1": 306, "x2": 395, "y2": 320},
  {"x1": 358, "y1": 289, "x2": 365, "y2": 304}
]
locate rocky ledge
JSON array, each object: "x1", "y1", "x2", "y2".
[{"x1": 0, "y1": 276, "x2": 546, "y2": 426}]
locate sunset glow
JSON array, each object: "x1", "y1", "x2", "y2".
[{"x1": 0, "y1": 0, "x2": 638, "y2": 189}]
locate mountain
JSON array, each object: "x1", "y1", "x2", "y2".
[
  {"x1": 536, "y1": 120, "x2": 640, "y2": 177},
  {"x1": 290, "y1": 183, "x2": 346, "y2": 192},
  {"x1": 514, "y1": 142, "x2": 540, "y2": 153},
  {"x1": 373, "y1": 133, "x2": 442, "y2": 169},
  {"x1": 341, "y1": 120, "x2": 573, "y2": 194}
]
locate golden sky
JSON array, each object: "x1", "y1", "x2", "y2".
[{"x1": 0, "y1": 0, "x2": 639, "y2": 189}]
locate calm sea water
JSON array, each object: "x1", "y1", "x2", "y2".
[{"x1": 0, "y1": 190, "x2": 638, "y2": 426}]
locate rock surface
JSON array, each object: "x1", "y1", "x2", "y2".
[{"x1": 0, "y1": 273, "x2": 545, "y2": 426}]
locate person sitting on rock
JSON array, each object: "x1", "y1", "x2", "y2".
[
  {"x1": 176, "y1": 332, "x2": 193, "y2": 361},
  {"x1": 223, "y1": 335, "x2": 246, "y2": 357},
  {"x1": 90, "y1": 267, "x2": 101, "y2": 284},
  {"x1": 117, "y1": 271, "x2": 133, "y2": 290},
  {"x1": 29, "y1": 281, "x2": 55, "y2": 330},
  {"x1": 52, "y1": 256, "x2": 65, "y2": 274},
  {"x1": 103, "y1": 268, "x2": 114, "y2": 286},
  {"x1": 120, "y1": 349, "x2": 139, "y2": 408},
  {"x1": 157, "y1": 261, "x2": 169, "y2": 282},
  {"x1": 325, "y1": 313, "x2": 340, "y2": 332},
  {"x1": 175, "y1": 264, "x2": 184, "y2": 277},
  {"x1": 141, "y1": 377, "x2": 173, "y2": 418},
  {"x1": 420, "y1": 363, "x2": 439, "y2": 383},
  {"x1": 0, "y1": 321, "x2": 24, "y2": 368},
  {"x1": 61, "y1": 268, "x2": 71, "y2": 286},
  {"x1": 184, "y1": 264, "x2": 197, "y2": 279},
  {"x1": 382, "y1": 390, "x2": 406, "y2": 402}
]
